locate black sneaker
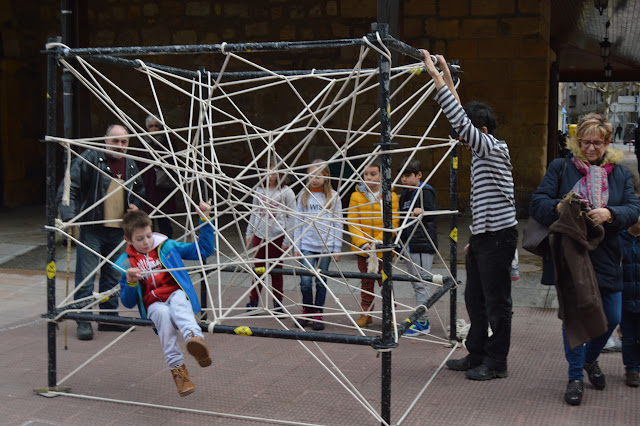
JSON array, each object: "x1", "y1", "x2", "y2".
[
  {"x1": 564, "y1": 380, "x2": 584, "y2": 406},
  {"x1": 246, "y1": 299, "x2": 259, "y2": 312},
  {"x1": 77, "y1": 322, "x2": 94, "y2": 340},
  {"x1": 465, "y1": 364, "x2": 508, "y2": 381},
  {"x1": 445, "y1": 355, "x2": 480, "y2": 372},
  {"x1": 625, "y1": 370, "x2": 640, "y2": 387},
  {"x1": 584, "y1": 360, "x2": 605, "y2": 390}
]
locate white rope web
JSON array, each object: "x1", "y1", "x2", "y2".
[{"x1": 45, "y1": 40, "x2": 461, "y2": 424}]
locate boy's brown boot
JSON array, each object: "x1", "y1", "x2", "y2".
[
  {"x1": 355, "y1": 315, "x2": 372, "y2": 327},
  {"x1": 186, "y1": 335, "x2": 212, "y2": 367},
  {"x1": 171, "y1": 364, "x2": 196, "y2": 396}
]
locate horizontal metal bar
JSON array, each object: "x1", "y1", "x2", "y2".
[
  {"x1": 49, "y1": 312, "x2": 377, "y2": 346},
  {"x1": 217, "y1": 265, "x2": 455, "y2": 286},
  {"x1": 49, "y1": 38, "x2": 370, "y2": 58},
  {"x1": 77, "y1": 54, "x2": 370, "y2": 79}
]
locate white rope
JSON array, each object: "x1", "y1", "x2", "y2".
[
  {"x1": 47, "y1": 46, "x2": 464, "y2": 424},
  {"x1": 48, "y1": 392, "x2": 323, "y2": 425},
  {"x1": 57, "y1": 325, "x2": 135, "y2": 385}
]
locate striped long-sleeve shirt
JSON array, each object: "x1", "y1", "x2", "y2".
[{"x1": 434, "y1": 86, "x2": 517, "y2": 235}]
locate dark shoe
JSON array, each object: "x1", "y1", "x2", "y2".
[
  {"x1": 297, "y1": 307, "x2": 310, "y2": 327},
  {"x1": 564, "y1": 380, "x2": 584, "y2": 406},
  {"x1": 445, "y1": 355, "x2": 480, "y2": 372},
  {"x1": 584, "y1": 360, "x2": 606, "y2": 390},
  {"x1": 97, "y1": 323, "x2": 130, "y2": 332},
  {"x1": 246, "y1": 299, "x2": 259, "y2": 312},
  {"x1": 77, "y1": 322, "x2": 93, "y2": 341},
  {"x1": 625, "y1": 370, "x2": 640, "y2": 387},
  {"x1": 311, "y1": 315, "x2": 325, "y2": 331},
  {"x1": 465, "y1": 364, "x2": 508, "y2": 381}
]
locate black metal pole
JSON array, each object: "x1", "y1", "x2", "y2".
[
  {"x1": 61, "y1": 0, "x2": 77, "y2": 142},
  {"x1": 372, "y1": 22, "x2": 395, "y2": 426},
  {"x1": 51, "y1": 313, "x2": 379, "y2": 347},
  {"x1": 45, "y1": 39, "x2": 59, "y2": 389},
  {"x1": 52, "y1": 37, "x2": 372, "y2": 58},
  {"x1": 216, "y1": 264, "x2": 439, "y2": 282},
  {"x1": 449, "y1": 145, "x2": 459, "y2": 342}
]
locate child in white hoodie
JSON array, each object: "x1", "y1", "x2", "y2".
[{"x1": 293, "y1": 160, "x2": 343, "y2": 330}]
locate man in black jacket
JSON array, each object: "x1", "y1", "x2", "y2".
[{"x1": 58, "y1": 124, "x2": 146, "y2": 340}]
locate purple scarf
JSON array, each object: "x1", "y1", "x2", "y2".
[{"x1": 571, "y1": 157, "x2": 614, "y2": 208}]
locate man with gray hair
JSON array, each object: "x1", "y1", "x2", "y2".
[
  {"x1": 58, "y1": 124, "x2": 146, "y2": 340},
  {"x1": 137, "y1": 115, "x2": 178, "y2": 238}
]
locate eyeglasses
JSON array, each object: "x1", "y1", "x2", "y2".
[
  {"x1": 579, "y1": 139, "x2": 605, "y2": 149},
  {"x1": 147, "y1": 123, "x2": 161, "y2": 129}
]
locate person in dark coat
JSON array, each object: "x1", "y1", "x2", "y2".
[
  {"x1": 619, "y1": 214, "x2": 640, "y2": 387},
  {"x1": 57, "y1": 124, "x2": 146, "y2": 341},
  {"x1": 530, "y1": 112, "x2": 640, "y2": 406},
  {"x1": 137, "y1": 116, "x2": 179, "y2": 238}
]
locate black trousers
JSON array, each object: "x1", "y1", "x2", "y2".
[{"x1": 464, "y1": 226, "x2": 518, "y2": 370}]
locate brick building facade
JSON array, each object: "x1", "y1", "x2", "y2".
[{"x1": 1, "y1": 0, "x2": 553, "y2": 214}]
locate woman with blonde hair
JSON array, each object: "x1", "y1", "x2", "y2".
[{"x1": 530, "y1": 112, "x2": 640, "y2": 406}]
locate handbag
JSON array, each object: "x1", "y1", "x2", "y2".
[
  {"x1": 522, "y1": 218, "x2": 550, "y2": 256},
  {"x1": 524, "y1": 158, "x2": 568, "y2": 257}
]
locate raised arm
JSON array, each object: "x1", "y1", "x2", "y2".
[{"x1": 420, "y1": 49, "x2": 461, "y2": 105}]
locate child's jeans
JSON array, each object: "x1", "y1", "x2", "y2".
[
  {"x1": 148, "y1": 290, "x2": 203, "y2": 368},
  {"x1": 249, "y1": 235, "x2": 285, "y2": 304},
  {"x1": 299, "y1": 250, "x2": 330, "y2": 308},
  {"x1": 621, "y1": 309, "x2": 640, "y2": 372},
  {"x1": 404, "y1": 250, "x2": 434, "y2": 320}
]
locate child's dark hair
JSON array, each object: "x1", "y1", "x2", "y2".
[
  {"x1": 367, "y1": 157, "x2": 382, "y2": 172},
  {"x1": 122, "y1": 210, "x2": 153, "y2": 239},
  {"x1": 398, "y1": 157, "x2": 421, "y2": 175},
  {"x1": 464, "y1": 101, "x2": 497, "y2": 135}
]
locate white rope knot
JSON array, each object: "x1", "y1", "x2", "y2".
[
  {"x1": 220, "y1": 42, "x2": 227, "y2": 55},
  {"x1": 431, "y1": 274, "x2": 444, "y2": 285},
  {"x1": 134, "y1": 59, "x2": 145, "y2": 70},
  {"x1": 61, "y1": 142, "x2": 72, "y2": 206},
  {"x1": 54, "y1": 218, "x2": 68, "y2": 230},
  {"x1": 366, "y1": 251, "x2": 378, "y2": 273},
  {"x1": 207, "y1": 320, "x2": 220, "y2": 334}
]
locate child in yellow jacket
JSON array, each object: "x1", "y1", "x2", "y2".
[{"x1": 347, "y1": 159, "x2": 399, "y2": 327}]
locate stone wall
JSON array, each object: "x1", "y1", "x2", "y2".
[
  {"x1": 0, "y1": 1, "x2": 58, "y2": 207},
  {"x1": 1, "y1": 0, "x2": 554, "y2": 212},
  {"x1": 401, "y1": 0, "x2": 553, "y2": 214}
]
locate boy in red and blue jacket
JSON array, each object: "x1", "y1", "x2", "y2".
[{"x1": 115, "y1": 201, "x2": 215, "y2": 396}]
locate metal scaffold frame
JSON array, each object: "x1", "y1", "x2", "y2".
[{"x1": 42, "y1": 23, "x2": 460, "y2": 425}]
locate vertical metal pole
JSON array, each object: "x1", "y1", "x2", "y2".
[
  {"x1": 61, "y1": 0, "x2": 77, "y2": 142},
  {"x1": 374, "y1": 22, "x2": 393, "y2": 426},
  {"x1": 46, "y1": 40, "x2": 59, "y2": 389},
  {"x1": 449, "y1": 145, "x2": 458, "y2": 342}
]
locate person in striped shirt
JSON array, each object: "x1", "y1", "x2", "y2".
[{"x1": 420, "y1": 49, "x2": 518, "y2": 381}]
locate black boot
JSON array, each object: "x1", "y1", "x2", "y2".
[
  {"x1": 77, "y1": 322, "x2": 93, "y2": 340},
  {"x1": 564, "y1": 380, "x2": 584, "y2": 406}
]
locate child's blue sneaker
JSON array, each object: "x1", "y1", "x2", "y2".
[{"x1": 404, "y1": 319, "x2": 430, "y2": 336}]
